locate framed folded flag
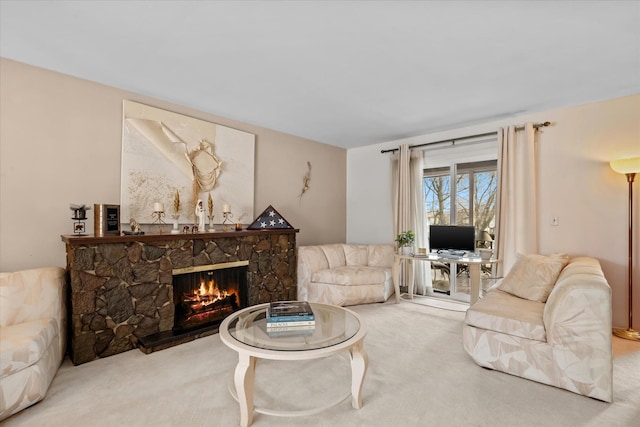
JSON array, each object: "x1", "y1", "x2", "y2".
[{"x1": 248, "y1": 205, "x2": 294, "y2": 230}]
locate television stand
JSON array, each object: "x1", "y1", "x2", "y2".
[{"x1": 392, "y1": 253, "x2": 500, "y2": 305}]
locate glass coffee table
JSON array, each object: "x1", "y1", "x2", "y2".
[{"x1": 219, "y1": 302, "x2": 368, "y2": 427}]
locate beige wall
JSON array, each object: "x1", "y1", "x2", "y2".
[{"x1": 0, "y1": 58, "x2": 346, "y2": 271}]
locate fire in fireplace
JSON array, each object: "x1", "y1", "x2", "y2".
[{"x1": 173, "y1": 262, "x2": 248, "y2": 332}]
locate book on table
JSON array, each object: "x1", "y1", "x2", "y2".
[
  {"x1": 268, "y1": 301, "x2": 314, "y2": 317},
  {"x1": 267, "y1": 314, "x2": 315, "y2": 322},
  {"x1": 266, "y1": 319, "x2": 315, "y2": 327},
  {"x1": 267, "y1": 300, "x2": 315, "y2": 324},
  {"x1": 266, "y1": 324, "x2": 315, "y2": 337}
]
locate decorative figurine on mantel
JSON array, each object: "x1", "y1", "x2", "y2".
[
  {"x1": 195, "y1": 199, "x2": 206, "y2": 232},
  {"x1": 123, "y1": 217, "x2": 144, "y2": 235},
  {"x1": 131, "y1": 218, "x2": 143, "y2": 234},
  {"x1": 171, "y1": 190, "x2": 181, "y2": 234},
  {"x1": 69, "y1": 204, "x2": 91, "y2": 235},
  {"x1": 207, "y1": 193, "x2": 214, "y2": 231}
]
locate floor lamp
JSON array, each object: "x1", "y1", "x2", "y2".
[{"x1": 610, "y1": 156, "x2": 640, "y2": 341}]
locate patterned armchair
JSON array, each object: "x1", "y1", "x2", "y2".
[
  {"x1": 0, "y1": 267, "x2": 67, "y2": 420},
  {"x1": 463, "y1": 257, "x2": 612, "y2": 402}
]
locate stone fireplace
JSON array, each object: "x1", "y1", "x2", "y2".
[{"x1": 62, "y1": 229, "x2": 297, "y2": 365}]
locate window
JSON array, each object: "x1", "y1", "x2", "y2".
[{"x1": 424, "y1": 160, "x2": 496, "y2": 232}]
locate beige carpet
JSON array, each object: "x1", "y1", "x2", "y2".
[
  {"x1": 3, "y1": 300, "x2": 639, "y2": 427},
  {"x1": 400, "y1": 293, "x2": 470, "y2": 312}
]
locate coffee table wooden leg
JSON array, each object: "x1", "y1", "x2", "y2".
[
  {"x1": 235, "y1": 353, "x2": 256, "y2": 427},
  {"x1": 350, "y1": 340, "x2": 368, "y2": 409}
]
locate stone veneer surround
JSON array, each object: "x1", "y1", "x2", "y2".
[{"x1": 62, "y1": 229, "x2": 297, "y2": 365}]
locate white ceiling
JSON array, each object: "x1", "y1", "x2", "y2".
[{"x1": 1, "y1": 1, "x2": 639, "y2": 149}]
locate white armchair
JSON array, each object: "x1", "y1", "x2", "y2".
[
  {"x1": 463, "y1": 257, "x2": 612, "y2": 402},
  {"x1": 0, "y1": 267, "x2": 67, "y2": 420},
  {"x1": 297, "y1": 244, "x2": 395, "y2": 306}
]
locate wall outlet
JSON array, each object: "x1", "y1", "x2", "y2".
[{"x1": 551, "y1": 215, "x2": 559, "y2": 226}]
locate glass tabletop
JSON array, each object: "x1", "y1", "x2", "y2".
[{"x1": 227, "y1": 302, "x2": 360, "y2": 351}]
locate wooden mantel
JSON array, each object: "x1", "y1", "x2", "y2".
[
  {"x1": 61, "y1": 228, "x2": 298, "y2": 364},
  {"x1": 61, "y1": 227, "x2": 299, "y2": 245}
]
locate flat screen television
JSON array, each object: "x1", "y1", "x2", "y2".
[{"x1": 429, "y1": 225, "x2": 476, "y2": 253}]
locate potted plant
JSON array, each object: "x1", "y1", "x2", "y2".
[{"x1": 395, "y1": 230, "x2": 415, "y2": 254}]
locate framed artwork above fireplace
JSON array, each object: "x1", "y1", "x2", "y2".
[{"x1": 121, "y1": 100, "x2": 255, "y2": 226}]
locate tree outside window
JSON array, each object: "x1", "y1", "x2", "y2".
[{"x1": 424, "y1": 160, "x2": 497, "y2": 236}]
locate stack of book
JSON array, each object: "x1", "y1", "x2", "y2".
[{"x1": 266, "y1": 301, "x2": 315, "y2": 337}]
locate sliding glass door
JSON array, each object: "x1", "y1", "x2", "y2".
[{"x1": 424, "y1": 160, "x2": 497, "y2": 301}]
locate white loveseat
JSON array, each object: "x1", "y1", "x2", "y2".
[
  {"x1": 297, "y1": 244, "x2": 396, "y2": 306},
  {"x1": 463, "y1": 256, "x2": 612, "y2": 402},
  {"x1": 0, "y1": 267, "x2": 67, "y2": 420}
]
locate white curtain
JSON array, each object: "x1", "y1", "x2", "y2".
[
  {"x1": 495, "y1": 123, "x2": 538, "y2": 277},
  {"x1": 394, "y1": 145, "x2": 412, "y2": 239},
  {"x1": 392, "y1": 145, "x2": 432, "y2": 295},
  {"x1": 411, "y1": 150, "x2": 432, "y2": 294}
]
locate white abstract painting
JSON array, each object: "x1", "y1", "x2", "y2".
[{"x1": 121, "y1": 100, "x2": 255, "y2": 225}]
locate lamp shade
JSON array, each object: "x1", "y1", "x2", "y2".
[
  {"x1": 476, "y1": 230, "x2": 493, "y2": 242},
  {"x1": 610, "y1": 157, "x2": 640, "y2": 175}
]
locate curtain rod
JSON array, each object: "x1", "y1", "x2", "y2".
[{"x1": 380, "y1": 121, "x2": 551, "y2": 154}]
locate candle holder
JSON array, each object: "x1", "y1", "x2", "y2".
[
  {"x1": 152, "y1": 210, "x2": 166, "y2": 233},
  {"x1": 170, "y1": 214, "x2": 180, "y2": 234},
  {"x1": 222, "y1": 211, "x2": 234, "y2": 231}
]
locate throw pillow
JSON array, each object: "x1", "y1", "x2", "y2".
[
  {"x1": 498, "y1": 253, "x2": 569, "y2": 302},
  {"x1": 344, "y1": 245, "x2": 369, "y2": 266},
  {"x1": 368, "y1": 244, "x2": 395, "y2": 267}
]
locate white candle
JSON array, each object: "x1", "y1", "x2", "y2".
[
  {"x1": 154, "y1": 202, "x2": 164, "y2": 212},
  {"x1": 223, "y1": 204, "x2": 230, "y2": 213}
]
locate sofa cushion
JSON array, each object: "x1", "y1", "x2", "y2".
[
  {"x1": 498, "y1": 253, "x2": 569, "y2": 302},
  {"x1": 298, "y1": 246, "x2": 329, "y2": 274},
  {"x1": 465, "y1": 290, "x2": 546, "y2": 342},
  {"x1": 0, "y1": 318, "x2": 58, "y2": 378},
  {"x1": 368, "y1": 244, "x2": 395, "y2": 268},
  {"x1": 344, "y1": 245, "x2": 369, "y2": 266},
  {"x1": 312, "y1": 266, "x2": 391, "y2": 286},
  {"x1": 1, "y1": 267, "x2": 66, "y2": 328},
  {"x1": 320, "y1": 244, "x2": 347, "y2": 269}
]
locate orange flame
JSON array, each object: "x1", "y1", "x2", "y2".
[{"x1": 189, "y1": 279, "x2": 229, "y2": 306}]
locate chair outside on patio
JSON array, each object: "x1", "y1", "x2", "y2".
[{"x1": 431, "y1": 262, "x2": 450, "y2": 281}]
